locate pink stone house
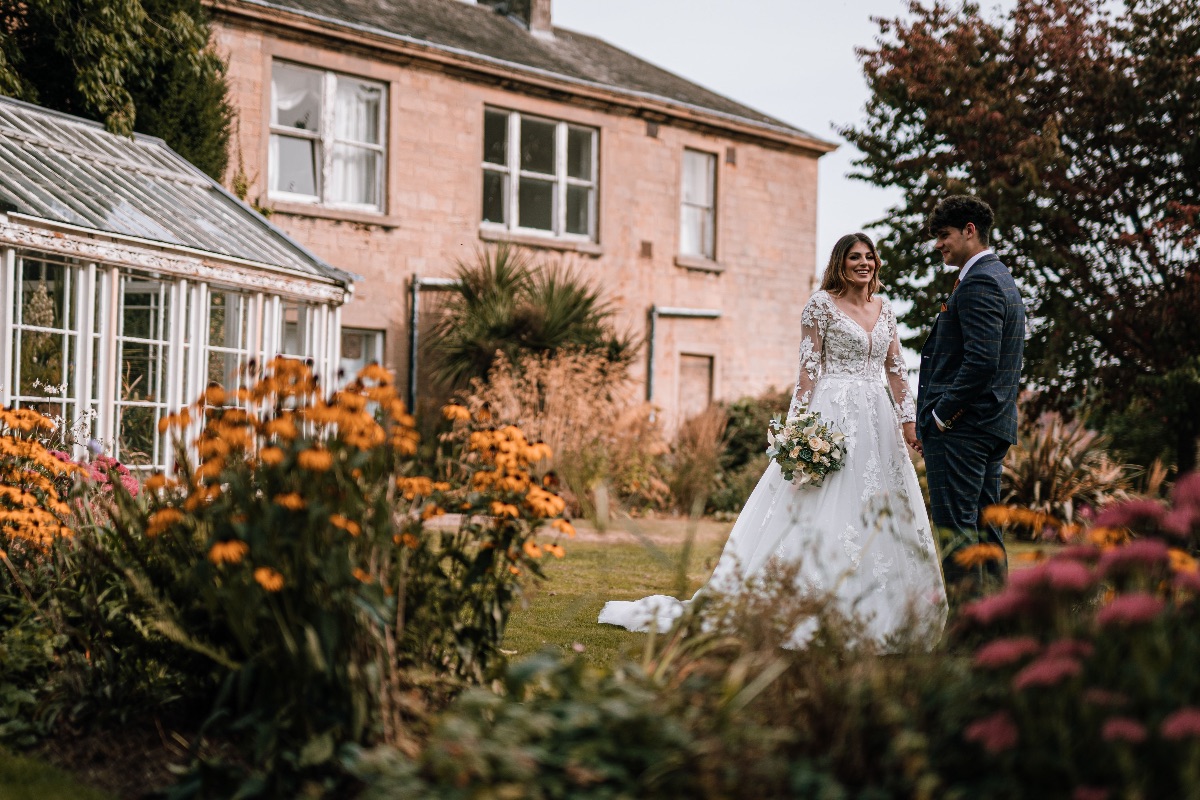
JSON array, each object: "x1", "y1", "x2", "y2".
[{"x1": 209, "y1": 0, "x2": 835, "y2": 422}]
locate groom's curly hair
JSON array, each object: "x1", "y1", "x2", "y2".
[{"x1": 926, "y1": 195, "x2": 994, "y2": 244}]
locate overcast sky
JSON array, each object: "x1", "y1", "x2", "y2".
[{"x1": 552, "y1": 0, "x2": 947, "y2": 272}]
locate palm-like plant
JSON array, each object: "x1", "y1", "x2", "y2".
[{"x1": 428, "y1": 245, "x2": 637, "y2": 389}]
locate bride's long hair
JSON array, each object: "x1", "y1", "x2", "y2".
[{"x1": 819, "y1": 233, "x2": 881, "y2": 297}]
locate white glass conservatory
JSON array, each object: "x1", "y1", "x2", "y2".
[{"x1": 0, "y1": 96, "x2": 355, "y2": 471}]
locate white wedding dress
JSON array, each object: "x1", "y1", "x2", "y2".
[{"x1": 598, "y1": 291, "x2": 947, "y2": 648}]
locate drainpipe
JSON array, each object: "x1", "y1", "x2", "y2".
[
  {"x1": 407, "y1": 275, "x2": 460, "y2": 414},
  {"x1": 645, "y1": 304, "x2": 721, "y2": 403}
]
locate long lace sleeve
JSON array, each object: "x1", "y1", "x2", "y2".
[
  {"x1": 787, "y1": 293, "x2": 827, "y2": 422},
  {"x1": 884, "y1": 303, "x2": 916, "y2": 424}
]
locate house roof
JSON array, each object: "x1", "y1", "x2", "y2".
[
  {"x1": 232, "y1": 0, "x2": 834, "y2": 148},
  {"x1": 0, "y1": 95, "x2": 352, "y2": 287}
]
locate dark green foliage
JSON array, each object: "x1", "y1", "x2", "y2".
[
  {"x1": 429, "y1": 245, "x2": 637, "y2": 390},
  {"x1": 708, "y1": 388, "x2": 791, "y2": 513},
  {"x1": 841, "y1": 0, "x2": 1200, "y2": 471},
  {"x1": 0, "y1": 0, "x2": 233, "y2": 178}
]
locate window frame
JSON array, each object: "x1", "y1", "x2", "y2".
[
  {"x1": 480, "y1": 108, "x2": 599, "y2": 242},
  {"x1": 268, "y1": 61, "x2": 389, "y2": 214},
  {"x1": 679, "y1": 148, "x2": 718, "y2": 260}
]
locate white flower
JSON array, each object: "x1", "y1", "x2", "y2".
[{"x1": 802, "y1": 425, "x2": 817, "y2": 437}]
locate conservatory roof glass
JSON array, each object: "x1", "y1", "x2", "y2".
[{"x1": 0, "y1": 95, "x2": 350, "y2": 286}]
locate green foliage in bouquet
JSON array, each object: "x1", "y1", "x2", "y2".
[{"x1": 765, "y1": 411, "x2": 847, "y2": 487}]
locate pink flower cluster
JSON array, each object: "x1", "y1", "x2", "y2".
[
  {"x1": 1161, "y1": 707, "x2": 1200, "y2": 741},
  {"x1": 1095, "y1": 593, "x2": 1165, "y2": 628},
  {"x1": 85, "y1": 454, "x2": 140, "y2": 497},
  {"x1": 964, "y1": 711, "x2": 1019, "y2": 754},
  {"x1": 1098, "y1": 538, "x2": 1169, "y2": 576},
  {"x1": 1013, "y1": 656, "x2": 1083, "y2": 690},
  {"x1": 973, "y1": 636, "x2": 1041, "y2": 669},
  {"x1": 1100, "y1": 716, "x2": 1147, "y2": 744},
  {"x1": 964, "y1": 588, "x2": 1033, "y2": 625}
]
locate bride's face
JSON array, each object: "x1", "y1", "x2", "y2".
[{"x1": 843, "y1": 242, "x2": 877, "y2": 288}]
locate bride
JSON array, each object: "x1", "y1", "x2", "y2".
[{"x1": 599, "y1": 233, "x2": 948, "y2": 648}]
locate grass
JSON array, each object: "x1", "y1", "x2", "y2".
[
  {"x1": 503, "y1": 516, "x2": 1057, "y2": 667},
  {"x1": 503, "y1": 517, "x2": 730, "y2": 666},
  {"x1": 0, "y1": 749, "x2": 115, "y2": 800}
]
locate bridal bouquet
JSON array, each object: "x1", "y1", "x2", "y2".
[{"x1": 766, "y1": 411, "x2": 847, "y2": 488}]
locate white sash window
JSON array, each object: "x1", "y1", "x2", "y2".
[
  {"x1": 481, "y1": 108, "x2": 598, "y2": 241},
  {"x1": 680, "y1": 149, "x2": 717, "y2": 259},
  {"x1": 270, "y1": 62, "x2": 387, "y2": 212}
]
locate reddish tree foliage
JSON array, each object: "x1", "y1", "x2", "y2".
[{"x1": 842, "y1": 0, "x2": 1200, "y2": 471}]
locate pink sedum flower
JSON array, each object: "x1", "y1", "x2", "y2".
[
  {"x1": 973, "y1": 637, "x2": 1041, "y2": 669},
  {"x1": 1058, "y1": 545, "x2": 1102, "y2": 562},
  {"x1": 1008, "y1": 563, "x2": 1049, "y2": 590},
  {"x1": 1161, "y1": 707, "x2": 1200, "y2": 741},
  {"x1": 1083, "y1": 688, "x2": 1128, "y2": 708},
  {"x1": 1095, "y1": 593, "x2": 1165, "y2": 628},
  {"x1": 1101, "y1": 717, "x2": 1147, "y2": 744},
  {"x1": 1095, "y1": 499, "x2": 1165, "y2": 529},
  {"x1": 1174, "y1": 570, "x2": 1200, "y2": 593},
  {"x1": 965, "y1": 589, "x2": 1033, "y2": 625},
  {"x1": 964, "y1": 711, "x2": 1019, "y2": 754},
  {"x1": 1045, "y1": 559, "x2": 1095, "y2": 592},
  {"x1": 1099, "y1": 538, "x2": 1169, "y2": 575},
  {"x1": 1013, "y1": 656, "x2": 1083, "y2": 690}
]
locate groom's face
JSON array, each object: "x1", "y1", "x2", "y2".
[{"x1": 933, "y1": 225, "x2": 972, "y2": 268}]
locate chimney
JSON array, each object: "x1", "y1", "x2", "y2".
[{"x1": 480, "y1": 0, "x2": 553, "y2": 38}]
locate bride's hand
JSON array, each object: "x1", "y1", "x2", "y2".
[{"x1": 903, "y1": 422, "x2": 922, "y2": 455}]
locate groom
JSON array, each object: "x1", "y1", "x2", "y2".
[{"x1": 915, "y1": 195, "x2": 1025, "y2": 591}]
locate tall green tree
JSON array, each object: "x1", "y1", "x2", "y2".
[
  {"x1": 842, "y1": 0, "x2": 1200, "y2": 471},
  {"x1": 0, "y1": 0, "x2": 233, "y2": 178}
]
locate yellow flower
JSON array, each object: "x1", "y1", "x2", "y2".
[
  {"x1": 274, "y1": 493, "x2": 306, "y2": 511},
  {"x1": 490, "y1": 501, "x2": 520, "y2": 519},
  {"x1": 421, "y1": 504, "x2": 446, "y2": 520},
  {"x1": 208, "y1": 540, "x2": 249, "y2": 565},
  {"x1": 264, "y1": 415, "x2": 298, "y2": 440},
  {"x1": 545, "y1": 543, "x2": 565, "y2": 558},
  {"x1": 953, "y1": 543, "x2": 1006, "y2": 569},
  {"x1": 551, "y1": 519, "x2": 576, "y2": 538},
  {"x1": 298, "y1": 448, "x2": 333, "y2": 472},
  {"x1": 330, "y1": 514, "x2": 361, "y2": 536},
  {"x1": 352, "y1": 567, "x2": 372, "y2": 583},
  {"x1": 442, "y1": 404, "x2": 471, "y2": 422},
  {"x1": 254, "y1": 567, "x2": 284, "y2": 592},
  {"x1": 201, "y1": 386, "x2": 227, "y2": 407},
  {"x1": 401, "y1": 532, "x2": 419, "y2": 549},
  {"x1": 1086, "y1": 526, "x2": 1129, "y2": 549},
  {"x1": 259, "y1": 446, "x2": 286, "y2": 466},
  {"x1": 144, "y1": 473, "x2": 168, "y2": 492},
  {"x1": 146, "y1": 508, "x2": 184, "y2": 537},
  {"x1": 1169, "y1": 548, "x2": 1198, "y2": 574},
  {"x1": 523, "y1": 540, "x2": 543, "y2": 558}
]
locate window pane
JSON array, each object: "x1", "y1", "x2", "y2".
[
  {"x1": 18, "y1": 330, "x2": 67, "y2": 396},
  {"x1": 331, "y1": 143, "x2": 380, "y2": 206},
  {"x1": 520, "y1": 118, "x2": 556, "y2": 175},
  {"x1": 483, "y1": 110, "x2": 508, "y2": 165},
  {"x1": 20, "y1": 260, "x2": 69, "y2": 330},
  {"x1": 682, "y1": 150, "x2": 715, "y2": 206},
  {"x1": 116, "y1": 406, "x2": 157, "y2": 468},
  {"x1": 482, "y1": 170, "x2": 507, "y2": 224},
  {"x1": 680, "y1": 205, "x2": 708, "y2": 257},
  {"x1": 270, "y1": 134, "x2": 318, "y2": 197},
  {"x1": 518, "y1": 178, "x2": 554, "y2": 230},
  {"x1": 271, "y1": 63, "x2": 322, "y2": 131},
  {"x1": 567, "y1": 127, "x2": 593, "y2": 180},
  {"x1": 122, "y1": 281, "x2": 167, "y2": 340},
  {"x1": 565, "y1": 184, "x2": 591, "y2": 236},
  {"x1": 334, "y1": 78, "x2": 383, "y2": 145},
  {"x1": 120, "y1": 341, "x2": 158, "y2": 401},
  {"x1": 208, "y1": 293, "x2": 246, "y2": 350},
  {"x1": 208, "y1": 349, "x2": 243, "y2": 392}
]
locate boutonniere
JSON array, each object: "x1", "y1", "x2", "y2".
[{"x1": 940, "y1": 296, "x2": 950, "y2": 313}]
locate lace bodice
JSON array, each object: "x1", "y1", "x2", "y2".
[{"x1": 788, "y1": 290, "x2": 916, "y2": 424}]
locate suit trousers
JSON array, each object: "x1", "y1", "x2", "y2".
[{"x1": 922, "y1": 425, "x2": 1010, "y2": 587}]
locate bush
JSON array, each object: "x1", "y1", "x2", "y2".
[
  {"x1": 0, "y1": 360, "x2": 573, "y2": 796},
  {"x1": 1001, "y1": 410, "x2": 1139, "y2": 539},
  {"x1": 707, "y1": 389, "x2": 791, "y2": 514},
  {"x1": 665, "y1": 406, "x2": 728, "y2": 517}
]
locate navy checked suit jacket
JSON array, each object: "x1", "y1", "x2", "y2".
[{"x1": 917, "y1": 254, "x2": 1025, "y2": 445}]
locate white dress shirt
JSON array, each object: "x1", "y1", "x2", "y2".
[{"x1": 932, "y1": 248, "x2": 995, "y2": 431}]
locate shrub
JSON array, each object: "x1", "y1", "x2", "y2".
[
  {"x1": 1002, "y1": 410, "x2": 1138, "y2": 539},
  {"x1": 665, "y1": 406, "x2": 728, "y2": 516},
  {"x1": 708, "y1": 389, "x2": 791, "y2": 515},
  {"x1": 0, "y1": 360, "x2": 573, "y2": 796}
]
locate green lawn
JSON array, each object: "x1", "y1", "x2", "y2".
[
  {"x1": 502, "y1": 517, "x2": 730, "y2": 666},
  {"x1": 0, "y1": 749, "x2": 115, "y2": 800}
]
